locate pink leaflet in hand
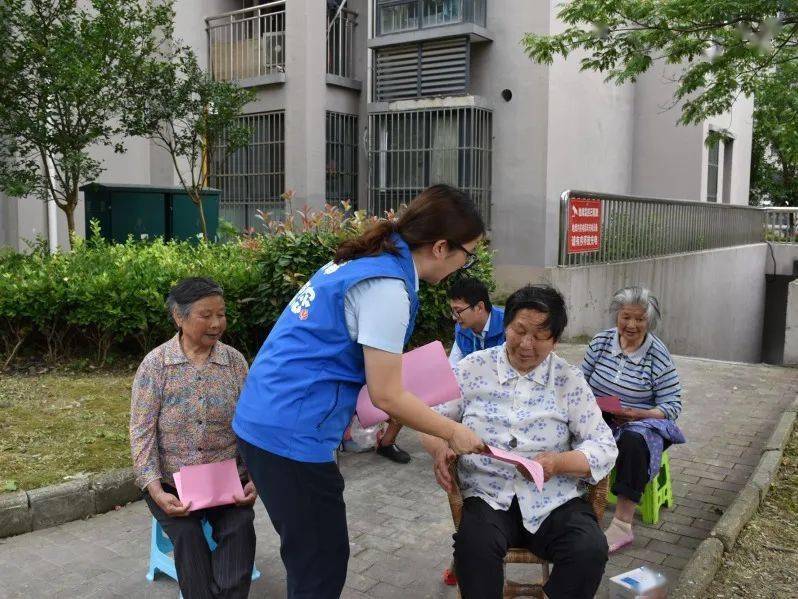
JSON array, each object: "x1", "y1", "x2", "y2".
[
  {"x1": 483, "y1": 445, "x2": 544, "y2": 492},
  {"x1": 355, "y1": 341, "x2": 461, "y2": 427},
  {"x1": 173, "y1": 459, "x2": 245, "y2": 512},
  {"x1": 595, "y1": 395, "x2": 624, "y2": 414}
]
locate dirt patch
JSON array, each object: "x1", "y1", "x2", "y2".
[{"x1": 704, "y1": 423, "x2": 798, "y2": 598}]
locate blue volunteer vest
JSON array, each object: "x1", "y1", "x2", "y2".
[
  {"x1": 454, "y1": 305, "x2": 505, "y2": 357},
  {"x1": 233, "y1": 234, "x2": 420, "y2": 463}
]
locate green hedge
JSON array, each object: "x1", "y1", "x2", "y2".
[{"x1": 0, "y1": 219, "x2": 494, "y2": 367}]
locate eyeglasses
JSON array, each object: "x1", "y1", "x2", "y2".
[
  {"x1": 452, "y1": 243, "x2": 477, "y2": 270},
  {"x1": 450, "y1": 304, "x2": 474, "y2": 320}
]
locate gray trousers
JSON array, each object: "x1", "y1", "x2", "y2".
[{"x1": 146, "y1": 487, "x2": 256, "y2": 599}]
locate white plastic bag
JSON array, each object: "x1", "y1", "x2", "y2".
[{"x1": 344, "y1": 416, "x2": 385, "y2": 452}]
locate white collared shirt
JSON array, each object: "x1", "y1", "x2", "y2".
[
  {"x1": 448, "y1": 313, "x2": 492, "y2": 366},
  {"x1": 435, "y1": 344, "x2": 618, "y2": 533}
]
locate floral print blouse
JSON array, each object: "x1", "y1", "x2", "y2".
[
  {"x1": 435, "y1": 344, "x2": 618, "y2": 533},
  {"x1": 130, "y1": 335, "x2": 249, "y2": 490}
]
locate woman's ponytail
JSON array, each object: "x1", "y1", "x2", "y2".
[
  {"x1": 334, "y1": 184, "x2": 485, "y2": 263},
  {"x1": 334, "y1": 220, "x2": 397, "y2": 263}
]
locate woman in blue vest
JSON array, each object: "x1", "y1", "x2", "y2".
[{"x1": 233, "y1": 185, "x2": 487, "y2": 598}]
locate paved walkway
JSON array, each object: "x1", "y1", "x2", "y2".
[{"x1": 0, "y1": 345, "x2": 796, "y2": 598}]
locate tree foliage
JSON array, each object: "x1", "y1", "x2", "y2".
[
  {"x1": 123, "y1": 47, "x2": 255, "y2": 240},
  {"x1": 0, "y1": 0, "x2": 175, "y2": 246},
  {"x1": 750, "y1": 59, "x2": 798, "y2": 206},
  {"x1": 522, "y1": 1, "x2": 798, "y2": 126}
]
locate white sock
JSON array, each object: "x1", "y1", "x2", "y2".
[{"x1": 604, "y1": 517, "x2": 633, "y2": 549}]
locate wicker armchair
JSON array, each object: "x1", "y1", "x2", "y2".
[{"x1": 445, "y1": 460, "x2": 609, "y2": 599}]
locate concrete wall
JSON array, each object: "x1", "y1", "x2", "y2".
[
  {"x1": 543, "y1": 244, "x2": 768, "y2": 363},
  {"x1": 630, "y1": 64, "x2": 753, "y2": 206},
  {"x1": 543, "y1": 2, "x2": 636, "y2": 267},
  {"x1": 470, "y1": 0, "x2": 549, "y2": 273},
  {"x1": 784, "y1": 279, "x2": 798, "y2": 365},
  {"x1": 769, "y1": 243, "x2": 798, "y2": 276},
  {"x1": 630, "y1": 65, "x2": 703, "y2": 202},
  {"x1": 0, "y1": 191, "x2": 14, "y2": 248}
]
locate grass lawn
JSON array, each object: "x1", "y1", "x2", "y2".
[
  {"x1": 0, "y1": 371, "x2": 134, "y2": 493},
  {"x1": 704, "y1": 423, "x2": 798, "y2": 598}
]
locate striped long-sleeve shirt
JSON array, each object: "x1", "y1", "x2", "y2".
[{"x1": 580, "y1": 328, "x2": 682, "y2": 420}]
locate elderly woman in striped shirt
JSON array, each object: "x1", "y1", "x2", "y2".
[{"x1": 581, "y1": 286, "x2": 685, "y2": 553}]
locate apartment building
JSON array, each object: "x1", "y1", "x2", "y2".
[{"x1": 1, "y1": 0, "x2": 753, "y2": 281}]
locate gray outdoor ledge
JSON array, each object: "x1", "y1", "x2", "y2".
[{"x1": 368, "y1": 23, "x2": 492, "y2": 48}]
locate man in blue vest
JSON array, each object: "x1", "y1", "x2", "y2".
[{"x1": 448, "y1": 277, "x2": 505, "y2": 365}]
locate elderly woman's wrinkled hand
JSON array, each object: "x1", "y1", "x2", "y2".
[
  {"x1": 154, "y1": 490, "x2": 192, "y2": 517},
  {"x1": 233, "y1": 481, "x2": 258, "y2": 507},
  {"x1": 432, "y1": 446, "x2": 458, "y2": 493},
  {"x1": 614, "y1": 406, "x2": 651, "y2": 424},
  {"x1": 529, "y1": 451, "x2": 561, "y2": 482}
]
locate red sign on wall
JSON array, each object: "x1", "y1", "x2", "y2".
[{"x1": 567, "y1": 198, "x2": 602, "y2": 254}]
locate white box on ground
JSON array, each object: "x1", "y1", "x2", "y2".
[{"x1": 609, "y1": 566, "x2": 668, "y2": 598}]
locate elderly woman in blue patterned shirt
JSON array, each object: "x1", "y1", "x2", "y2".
[
  {"x1": 422, "y1": 284, "x2": 617, "y2": 599},
  {"x1": 581, "y1": 286, "x2": 685, "y2": 553}
]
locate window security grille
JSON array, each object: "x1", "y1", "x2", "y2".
[
  {"x1": 326, "y1": 112, "x2": 359, "y2": 205},
  {"x1": 209, "y1": 111, "x2": 286, "y2": 230},
  {"x1": 368, "y1": 106, "x2": 492, "y2": 227}
]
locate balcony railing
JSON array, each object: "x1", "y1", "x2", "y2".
[
  {"x1": 375, "y1": 0, "x2": 486, "y2": 36},
  {"x1": 765, "y1": 207, "x2": 798, "y2": 243},
  {"x1": 206, "y1": 1, "x2": 286, "y2": 83},
  {"x1": 558, "y1": 190, "x2": 766, "y2": 266},
  {"x1": 327, "y1": 7, "x2": 358, "y2": 79}
]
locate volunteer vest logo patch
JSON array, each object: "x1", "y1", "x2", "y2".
[
  {"x1": 322, "y1": 260, "x2": 349, "y2": 275},
  {"x1": 290, "y1": 281, "x2": 316, "y2": 318}
]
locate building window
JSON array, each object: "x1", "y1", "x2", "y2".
[
  {"x1": 722, "y1": 139, "x2": 734, "y2": 204},
  {"x1": 376, "y1": 0, "x2": 486, "y2": 36},
  {"x1": 706, "y1": 139, "x2": 719, "y2": 203},
  {"x1": 210, "y1": 111, "x2": 285, "y2": 229},
  {"x1": 368, "y1": 106, "x2": 492, "y2": 227},
  {"x1": 374, "y1": 37, "x2": 469, "y2": 101},
  {"x1": 326, "y1": 112, "x2": 359, "y2": 204}
]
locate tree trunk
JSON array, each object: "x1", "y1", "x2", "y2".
[
  {"x1": 193, "y1": 191, "x2": 209, "y2": 241},
  {"x1": 63, "y1": 187, "x2": 79, "y2": 250}
]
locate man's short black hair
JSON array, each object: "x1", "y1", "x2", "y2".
[
  {"x1": 503, "y1": 284, "x2": 568, "y2": 341},
  {"x1": 447, "y1": 277, "x2": 492, "y2": 312}
]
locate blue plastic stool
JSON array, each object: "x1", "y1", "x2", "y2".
[{"x1": 146, "y1": 517, "x2": 261, "y2": 584}]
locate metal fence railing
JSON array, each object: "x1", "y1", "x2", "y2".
[
  {"x1": 206, "y1": 1, "x2": 286, "y2": 83},
  {"x1": 375, "y1": 0, "x2": 487, "y2": 36},
  {"x1": 327, "y1": 8, "x2": 358, "y2": 79},
  {"x1": 558, "y1": 190, "x2": 766, "y2": 267},
  {"x1": 764, "y1": 207, "x2": 798, "y2": 243}
]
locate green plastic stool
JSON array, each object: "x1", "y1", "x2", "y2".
[{"x1": 607, "y1": 451, "x2": 673, "y2": 525}]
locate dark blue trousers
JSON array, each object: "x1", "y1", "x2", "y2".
[{"x1": 238, "y1": 437, "x2": 350, "y2": 599}]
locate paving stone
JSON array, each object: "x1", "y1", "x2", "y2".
[{"x1": 0, "y1": 345, "x2": 795, "y2": 598}]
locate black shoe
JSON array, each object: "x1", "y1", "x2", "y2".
[{"x1": 376, "y1": 443, "x2": 411, "y2": 464}]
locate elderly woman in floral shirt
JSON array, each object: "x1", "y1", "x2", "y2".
[
  {"x1": 130, "y1": 277, "x2": 257, "y2": 599},
  {"x1": 422, "y1": 284, "x2": 618, "y2": 599}
]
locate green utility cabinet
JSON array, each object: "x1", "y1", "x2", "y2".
[{"x1": 81, "y1": 183, "x2": 220, "y2": 242}]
